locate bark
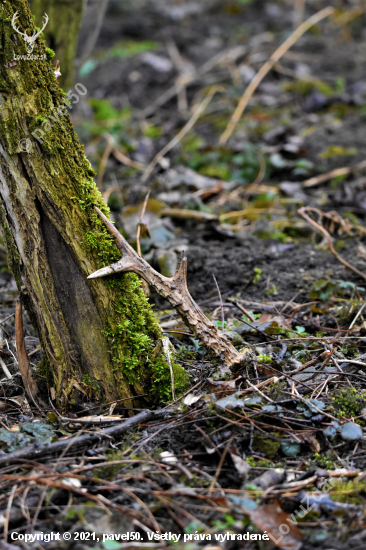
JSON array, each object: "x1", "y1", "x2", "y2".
[
  {"x1": 31, "y1": 0, "x2": 84, "y2": 90},
  {"x1": 0, "y1": 0, "x2": 184, "y2": 405}
]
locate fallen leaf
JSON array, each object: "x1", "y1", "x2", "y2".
[
  {"x1": 249, "y1": 502, "x2": 303, "y2": 550},
  {"x1": 300, "y1": 434, "x2": 321, "y2": 453},
  {"x1": 230, "y1": 448, "x2": 251, "y2": 481},
  {"x1": 207, "y1": 377, "x2": 237, "y2": 396},
  {"x1": 183, "y1": 394, "x2": 202, "y2": 406},
  {"x1": 257, "y1": 313, "x2": 291, "y2": 330}
]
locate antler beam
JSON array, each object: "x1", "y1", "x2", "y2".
[{"x1": 88, "y1": 207, "x2": 250, "y2": 369}]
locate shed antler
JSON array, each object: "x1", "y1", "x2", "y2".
[{"x1": 88, "y1": 207, "x2": 250, "y2": 369}]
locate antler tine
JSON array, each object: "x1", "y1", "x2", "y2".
[{"x1": 94, "y1": 206, "x2": 129, "y2": 254}]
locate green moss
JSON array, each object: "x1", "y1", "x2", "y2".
[
  {"x1": 252, "y1": 434, "x2": 281, "y2": 459},
  {"x1": 36, "y1": 354, "x2": 54, "y2": 391},
  {"x1": 83, "y1": 373, "x2": 100, "y2": 392},
  {"x1": 332, "y1": 388, "x2": 366, "y2": 421},
  {"x1": 150, "y1": 355, "x2": 188, "y2": 401},
  {"x1": 45, "y1": 48, "x2": 55, "y2": 60},
  {"x1": 330, "y1": 478, "x2": 366, "y2": 505},
  {"x1": 312, "y1": 453, "x2": 335, "y2": 470}
]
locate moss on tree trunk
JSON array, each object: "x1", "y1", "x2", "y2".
[
  {"x1": 0, "y1": 0, "x2": 186, "y2": 405},
  {"x1": 31, "y1": 0, "x2": 84, "y2": 90}
]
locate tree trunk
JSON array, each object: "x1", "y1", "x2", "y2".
[
  {"x1": 0, "y1": 0, "x2": 185, "y2": 405},
  {"x1": 31, "y1": 0, "x2": 84, "y2": 90}
]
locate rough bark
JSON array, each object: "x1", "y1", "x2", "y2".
[
  {"x1": 31, "y1": 0, "x2": 84, "y2": 90},
  {"x1": 0, "y1": 0, "x2": 185, "y2": 405}
]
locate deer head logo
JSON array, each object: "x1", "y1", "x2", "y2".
[{"x1": 11, "y1": 11, "x2": 49, "y2": 54}]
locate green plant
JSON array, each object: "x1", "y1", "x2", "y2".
[
  {"x1": 313, "y1": 453, "x2": 335, "y2": 470},
  {"x1": 257, "y1": 354, "x2": 272, "y2": 363},
  {"x1": 253, "y1": 267, "x2": 262, "y2": 283},
  {"x1": 332, "y1": 388, "x2": 366, "y2": 420}
]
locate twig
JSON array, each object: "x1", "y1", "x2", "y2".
[
  {"x1": 194, "y1": 423, "x2": 222, "y2": 457},
  {"x1": 208, "y1": 436, "x2": 233, "y2": 497},
  {"x1": 141, "y1": 86, "x2": 222, "y2": 182},
  {"x1": 136, "y1": 191, "x2": 150, "y2": 257},
  {"x1": 349, "y1": 303, "x2": 366, "y2": 329},
  {"x1": 231, "y1": 300, "x2": 277, "y2": 341},
  {"x1": 15, "y1": 298, "x2": 39, "y2": 401},
  {"x1": 302, "y1": 160, "x2": 366, "y2": 188},
  {"x1": 0, "y1": 356, "x2": 11, "y2": 379},
  {"x1": 88, "y1": 207, "x2": 250, "y2": 368},
  {"x1": 4, "y1": 484, "x2": 17, "y2": 542},
  {"x1": 112, "y1": 146, "x2": 144, "y2": 170},
  {"x1": 231, "y1": 299, "x2": 256, "y2": 323},
  {"x1": 162, "y1": 337, "x2": 175, "y2": 401},
  {"x1": 298, "y1": 206, "x2": 366, "y2": 281},
  {"x1": 96, "y1": 136, "x2": 114, "y2": 189},
  {"x1": 213, "y1": 274, "x2": 224, "y2": 328},
  {"x1": 0, "y1": 409, "x2": 165, "y2": 468},
  {"x1": 140, "y1": 45, "x2": 247, "y2": 119},
  {"x1": 246, "y1": 380, "x2": 273, "y2": 403},
  {"x1": 98, "y1": 134, "x2": 144, "y2": 189},
  {"x1": 219, "y1": 6, "x2": 334, "y2": 145},
  {"x1": 333, "y1": 358, "x2": 353, "y2": 389}
]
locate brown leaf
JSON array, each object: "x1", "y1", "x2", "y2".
[
  {"x1": 230, "y1": 448, "x2": 250, "y2": 481},
  {"x1": 248, "y1": 501, "x2": 303, "y2": 550},
  {"x1": 257, "y1": 313, "x2": 291, "y2": 330},
  {"x1": 207, "y1": 377, "x2": 237, "y2": 397},
  {"x1": 138, "y1": 222, "x2": 150, "y2": 239},
  {"x1": 300, "y1": 434, "x2": 321, "y2": 453}
]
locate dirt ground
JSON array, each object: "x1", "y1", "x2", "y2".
[{"x1": 3, "y1": 1, "x2": 366, "y2": 549}]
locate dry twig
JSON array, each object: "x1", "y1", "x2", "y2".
[
  {"x1": 302, "y1": 160, "x2": 366, "y2": 188},
  {"x1": 298, "y1": 206, "x2": 366, "y2": 281},
  {"x1": 141, "y1": 86, "x2": 222, "y2": 182},
  {"x1": 219, "y1": 6, "x2": 334, "y2": 145},
  {"x1": 15, "y1": 298, "x2": 39, "y2": 401}
]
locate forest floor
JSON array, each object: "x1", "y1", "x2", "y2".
[{"x1": 2, "y1": 0, "x2": 366, "y2": 549}]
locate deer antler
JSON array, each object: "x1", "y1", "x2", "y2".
[
  {"x1": 88, "y1": 207, "x2": 250, "y2": 369},
  {"x1": 11, "y1": 12, "x2": 30, "y2": 41}
]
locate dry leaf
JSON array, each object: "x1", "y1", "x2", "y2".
[
  {"x1": 71, "y1": 379, "x2": 87, "y2": 395},
  {"x1": 183, "y1": 394, "x2": 202, "y2": 406},
  {"x1": 230, "y1": 449, "x2": 251, "y2": 481},
  {"x1": 109, "y1": 402, "x2": 117, "y2": 415},
  {"x1": 207, "y1": 377, "x2": 237, "y2": 396},
  {"x1": 257, "y1": 313, "x2": 291, "y2": 330},
  {"x1": 248, "y1": 501, "x2": 303, "y2": 550},
  {"x1": 300, "y1": 434, "x2": 321, "y2": 453}
]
